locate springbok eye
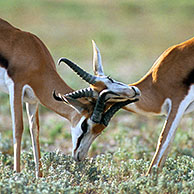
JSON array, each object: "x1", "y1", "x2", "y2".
[
  {"x1": 107, "y1": 76, "x2": 114, "y2": 83},
  {"x1": 81, "y1": 119, "x2": 88, "y2": 134}
]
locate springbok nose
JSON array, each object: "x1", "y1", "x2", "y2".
[{"x1": 132, "y1": 86, "x2": 141, "y2": 97}]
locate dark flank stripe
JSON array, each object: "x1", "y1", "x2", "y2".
[
  {"x1": 183, "y1": 69, "x2": 194, "y2": 87},
  {"x1": 0, "y1": 54, "x2": 9, "y2": 69}
]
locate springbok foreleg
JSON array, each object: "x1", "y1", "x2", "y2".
[
  {"x1": 26, "y1": 102, "x2": 42, "y2": 177},
  {"x1": 8, "y1": 83, "x2": 24, "y2": 172},
  {"x1": 146, "y1": 95, "x2": 193, "y2": 175}
]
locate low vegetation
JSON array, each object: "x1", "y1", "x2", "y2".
[
  {"x1": 0, "y1": 111, "x2": 193, "y2": 193},
  {"x1": 0, "y1": 147, "x2": 194, "y2": 193}
]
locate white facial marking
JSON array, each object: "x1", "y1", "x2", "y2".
[
  {"x1": 73, "y1": 118, "x2": 98, "y2": 161},
  {"x1": 97, "y1": 76, "x2": 140, "y2": 99},
  {"x1": 156, "y1": 85, "x2": 194, "y2": 165},
  {"x1": 71, "y1": 116, "x2": 86, "y2": 152}
]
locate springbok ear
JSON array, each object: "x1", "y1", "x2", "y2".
[
  {"x1": 92, "y1": 40, "x2": 104, "y2": 76},
  {"x1": 53, "y1": 90, "x2": 91, "y2": 114},
  {"x1": 63, "y1": 96, "x2": 89, "y2": 114}
]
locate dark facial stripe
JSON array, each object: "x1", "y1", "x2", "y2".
[
  {"x1": 75, "y1": 133, "x2": 84, "y2": 152},
  {"x1": 107, "y1": 76, "x2": 114, "y2": 83},
  {"x1": 81, "y1": 119, "x2": 88, "y2": 133},
  {"x1": 75, "y1": 119, "x2": 88, "y2": 151},
  {"x1": 183, "y1": 69, "x2": 194, "y2": 87},
  {"x1": 0, "y1": 54, "x2": 8, "y2": 69}
]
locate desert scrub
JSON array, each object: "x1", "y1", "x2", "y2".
[
  {"x1": 0, "y1": 134, "x2": 13, "y2": 155},
  {"x1": 0, "y1": 150, "x2": 194, "y2": 194}
]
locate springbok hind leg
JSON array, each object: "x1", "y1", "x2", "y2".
[
  {"x1": 8, "y1": 83, "x2": 24, "y2": 172},
  {"x1": 26, "y1": 102, "x2": 42, "y2": 177},
  {"x1": 146, "y1": 95, "x2": 193, "y2": 175}
]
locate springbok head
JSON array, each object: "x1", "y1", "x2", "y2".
[{"x1": 54, "y1": 41, "x2": 140, "y2": 161}]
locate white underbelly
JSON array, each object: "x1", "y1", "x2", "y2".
[
  {"x1": 0, "y1": 67, "x2": 9, "y2": 93},
  {"x1": 0, "y1": 67, "x2": 38, "y2": 104}
]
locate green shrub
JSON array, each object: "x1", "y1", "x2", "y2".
[{"x1": 0, "y1": 150, "x2": 194, "y2": 194}]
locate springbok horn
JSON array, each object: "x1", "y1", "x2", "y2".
[
  {"x1": 102, "y1": 99, "x2": 139, "y2": 126},
  {"x1": 65, "y1": 88, "x2": 97, "y2": 99},
  {"x1": 92, "y1": 40, "x2": 104, "y2": 76},
  {"x1": 53, "y1": 88, "x2": 97, "y2": 101},
  {"x1": 90, "y1": 89, "x2": 119, "y2": 123},
  {"x1": 58, "y1": 58, "x2": 97, "y2": 84}
]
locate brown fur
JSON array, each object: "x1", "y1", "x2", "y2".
[{"x1": 90, "y1": 81, "x2": 107, "y2": 92}]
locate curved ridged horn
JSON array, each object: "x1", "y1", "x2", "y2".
[
  {"x1": 65, "y1": 88, "x2": 96, "y2": 99},
  {"x1": 90, "y1": 90, "x2": 118, "y2": 123},
  {"x1": 102, "y1": 99, "x2": 139, "y2": 126},
  {"x1": 53, "y1": 88, "x2": 97, "y2": 102},
  {"x1": 58, "y1": 58, "x2": 97, "y2": 84}
]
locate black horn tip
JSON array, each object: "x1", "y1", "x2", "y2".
[
  {"x1": 57, "y1": 57, "x2": 69, "y2": 66},
  {"x1": 53, "y1": 90, "x2": 63, "y2": 102}
]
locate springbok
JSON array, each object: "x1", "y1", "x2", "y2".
[
  {"x1": 126, "y1": 38, "x2": 194, "y2": 174},
  {"x1": 0, "y1": 18, "x2": 140, "y2": 177},
  {"x1": 71, "y1": 37, "x2": 194, "y2": 175}
]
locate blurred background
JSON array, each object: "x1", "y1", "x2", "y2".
[{"x1": 0, "y1": 0, "x2": 193, "y2": 159}]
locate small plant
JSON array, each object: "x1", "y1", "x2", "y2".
[{"x1": 0, "y1": 149, "x2": 194, "y2": 194}]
